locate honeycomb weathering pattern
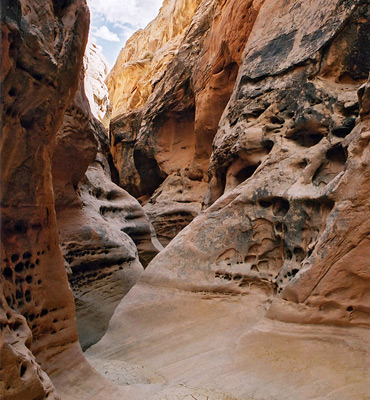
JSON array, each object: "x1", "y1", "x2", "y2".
[{"x1": 1, "y1": 0, "x2": 89, "y2": 398}]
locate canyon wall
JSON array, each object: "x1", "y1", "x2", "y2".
[
  {"x1": 1, "y1": 2, "x2": 161, "y2": 399},
  {"x1": 2, "y1": 0, "x2": 370, "y2": 399},
  {"x1": 108, "y1": 0, "x2": 264, "y2": 245},
  {"x1": 1, "y1": 0, "x2": 89, "y2": 398},
  {"x1": 88, "y1": 0, "x2": 370, "y2": 398},
  {"x1": 52, "y1": 71, "x2": 162, "y2": 350},
  {"x1": 84, "y1": 43, "x2": 111, "y2": 124}
]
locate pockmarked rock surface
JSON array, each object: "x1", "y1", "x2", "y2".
[
  {"x1": 108, "y1": 0, "x2": 263, "y2": 245},
  {"x1": 0, "y1": 0, "x2": 89, "y2": 398},
  {"x1": 52, "y1": 71, "x2": 162, "y2": 350},
  {"x1": 88, "y1": 0, "x2": 370, "y2": 399},
  {"x1": 1, "y1": 2, "x2": 153, "y2": 400}
]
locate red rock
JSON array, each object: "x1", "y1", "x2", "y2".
[{"x1": 1, "y1": 0, "x2": 89, "y2": 397}]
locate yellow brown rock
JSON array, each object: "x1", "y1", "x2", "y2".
[
  {"x1": 106, "y1": 0, "x2": 202, "y2": 118},
  {"x1": 109, "y1": 0, "x2": 263, "y2": 245}
]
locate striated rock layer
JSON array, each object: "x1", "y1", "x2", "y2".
[
  {"x1": 52, "y1": 72, "x2": 162, "y2": 350},
  {"x1": 108, "y1": 0, "x2": 263, "y2": 245},
  {"x1": 88, "y1": 0, "x2": 370, "y2": 399},
  {"x1": 1, "y1": 2, "x2": 156, "y2": 399},
  {"x1": 0, "y1": 0, "x2": 89, "y2": 398}
]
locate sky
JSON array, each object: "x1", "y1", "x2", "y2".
[{"x1": 86, "y1": 0, "x2": 163, "y2": 69}]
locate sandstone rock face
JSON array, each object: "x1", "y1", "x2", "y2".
[
  {"x1": 2, "y1": 0, "x2": 370, "y2": 399},
  {"x1": 84, "y1": 43, "x2": 111, "y2": 124},
  {"x1": 1, "y1": 2, "x2": 161, "y2": 398},
  {"x1": 1, "y1": 0, "x2": 89, "y2": 398},
  {"x1": 88, "y1": 1, "x2": 370, "y2": 399},
  {"x1": 106, "y1": 0, "x2": 202, "y2": 118},
  {"x1": 109, "y1": 0, "x2": 263, "y2": 245},
  {"x1": 52, "y1": 73, "x2": 162, "y2": 350}
]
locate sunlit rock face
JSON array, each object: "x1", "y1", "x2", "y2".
[
  {"x1": 88, "y1": 1, "x2": 370, "y2": 399},
  {"x1": 52, "y1": 72, "x2": 162, "y2": 350},
  {"x1": 108, "y1": 0, "x2": 263, "y2": 245},
  {"x1": 106, "y1": 0, "x2": 202, "y2": 118},
  {"x1": 0, "y1": 0, "x2": 89, "y2": 398},
  {"x1": 84, "y1": 42, "x2": 111, "y2": 124}
]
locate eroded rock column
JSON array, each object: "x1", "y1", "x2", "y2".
[
  {"x1": 1, "y1": 0, "x2": 89, "y2": 398},
  {"x1": 52, "y1": 75, "x2": 162, "y2": 349}
]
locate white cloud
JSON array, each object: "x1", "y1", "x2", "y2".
[
  {"x1": 86, "y1": 0, "x2": 163, "y2": 68},
  {"x1": 115, "y1": 24, "x2": 137, "y2": 42},
  {"x1": 94, "y1": 25, "x2": 120, "y2": 42},
  {"x1": 87, "y1": 0, "x2": 163, "y2": 28}
]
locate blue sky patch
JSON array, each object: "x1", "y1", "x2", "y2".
[{"x1": 87, "y1": 0, "x2": 163, "y2": 68}]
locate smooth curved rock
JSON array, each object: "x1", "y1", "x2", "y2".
[
  {"x1": 53, "y1": 72, "x2": 162, "y2": 350},
  {"x1": 88, "y1": 1, "x2": 370, "y2": 399},
  {"x1": 1, "y1": 0, "x2": 89, "y2": 398}
]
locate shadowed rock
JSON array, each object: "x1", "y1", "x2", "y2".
[{"x1": 52, "y1": 71, "x2": 162, "y2": 350}]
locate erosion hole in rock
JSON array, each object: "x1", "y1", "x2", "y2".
[
  {"x1": 15, "y1": 262, "x2": 24, "y2": 273},
  {"x1": 275, "y1": 222, "x2": 284, "y2": 233},
  {"x1": 3, "y1": 267, "x2": 13, "y2": 281},
  {"x1": 332, "y1": 117, "x2": 356, "y2": 138},
  {"x1": 11, "y1": 253, "x2": 19, "y2": 262},
  {"x1": 8, "y1": 87, "x2": 17, "y2": 97},
  {"x1": 287, "y1": 130, "x2": 324, "y2": 147},
  {"x1": 327, "y1": 145, "x2": 347, "y2": 164},
  {"x1": 23, "y1": 251, "x2": 32, "y2": 259},
  {"x1": 41, "y1": 309, "x2": 48, "y2": 317},
  {"x1": 20, "y1": 115, "x2": 35, "y2": 130},
  {"x1": 20, "y1": 364, "x2": 27, "y2": 377},
  {"x1": 133, "y1": 148, "x2": 166, "y2": 197},
  {"x1": 313, "y1": 145, "x2": 347, "y2": 186},
  {"x1": 14, "y1": 221, "x2": 28, "y2": 234},
  {"x1": 259, "y1": 199, "x2": 272, "y2": 208},
  {"x1": 106, "y1": 190, "x2": 120, "y2": 201},
  {"x1": 294, "y1": 246, "x2": 305, "y2": 262},
  {"x1": 272, "y1": 197, "x2": 290, "y2": 216},
  {"x1": 235, "y1": 165, "x2": 259, "y2": 184},
  {"x1": 262, "y1": 139, "x2": 274, "y2": 153}
]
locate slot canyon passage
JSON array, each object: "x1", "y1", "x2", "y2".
[{"x1": 1, "y1": 0, "x2": 370, "y2": 399}]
